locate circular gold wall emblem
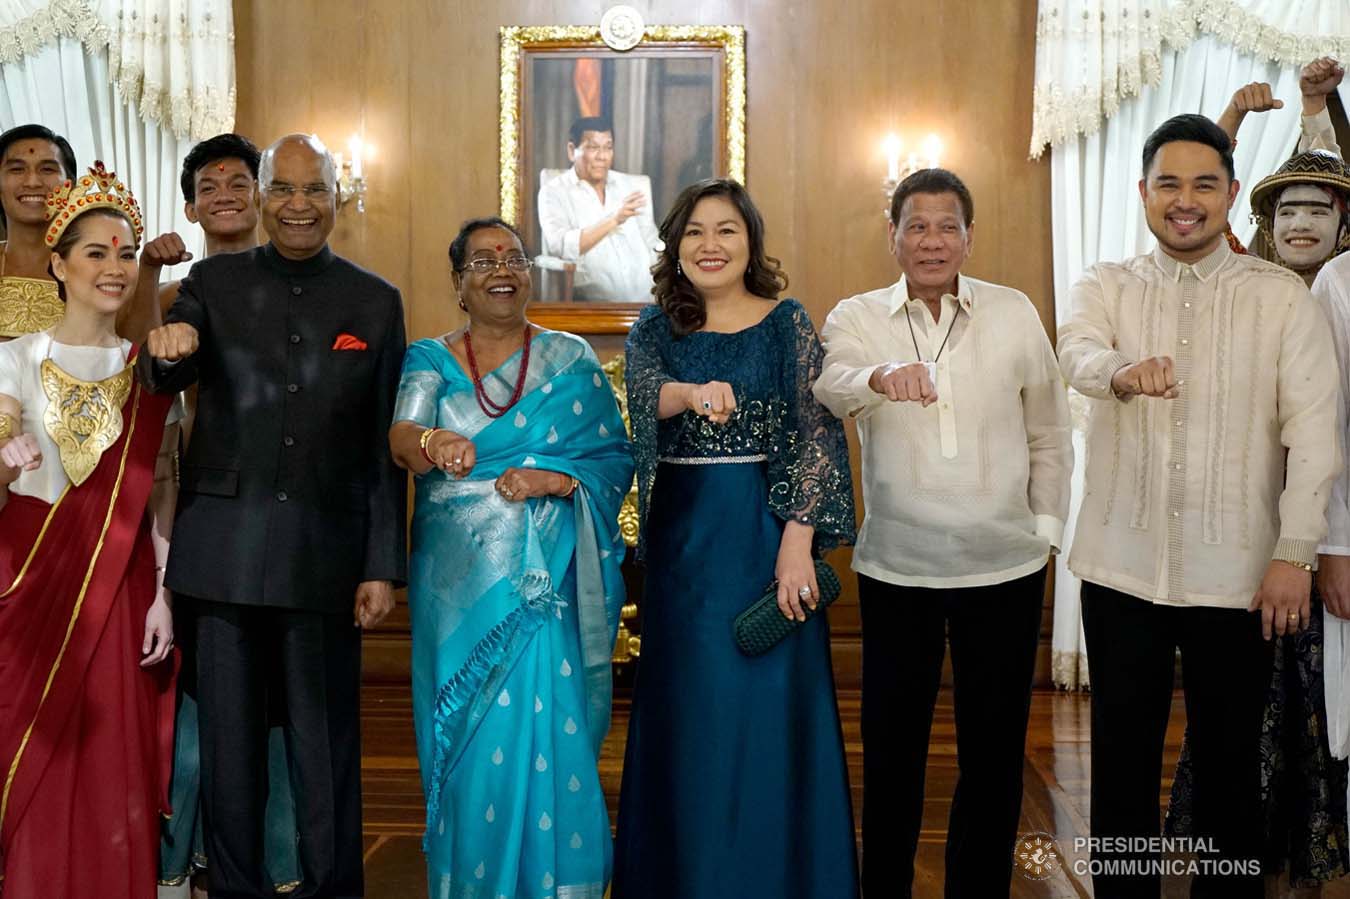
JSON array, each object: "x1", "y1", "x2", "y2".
[
  {"x1": 600, "y1": 6, "x2": 645, "y2": 51},
  {"x1": 1014, "y1": 831, "x2": 1061, "y2": 881}
]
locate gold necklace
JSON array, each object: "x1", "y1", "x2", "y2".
[{"x1": 40, "y1": 345, "x2": 133, "y2": 486}]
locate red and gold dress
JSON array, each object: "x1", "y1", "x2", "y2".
[{"x1": 0, "y1": 334, "x2": 175, "y2": 899}]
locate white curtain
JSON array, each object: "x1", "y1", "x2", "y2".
[
  {"x1": 1032, "y1": 0, "x2": 1350, "y2": 156},
  {"x1": 0, "y1": 0, "x2": 234, "y2": 276},
  {"x1": 1046, "y1": 32, "x2": 1350, "y2": 688}
]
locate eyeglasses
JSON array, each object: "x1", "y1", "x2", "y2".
[
  {"x1": 265, "y1": 183, "x2": 332, "y2": 200},
  {"x1": 462, "y1": 256, "x2": 532, "y2": 274}
]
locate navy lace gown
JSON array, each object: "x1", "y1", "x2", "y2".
[{"x1": 614, "y1": 300, "x2": 859, "y2": 898}]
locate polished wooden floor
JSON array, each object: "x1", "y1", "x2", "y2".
[{"x1": 359, "y1": 685, "x2": 1350, "y2": 898}]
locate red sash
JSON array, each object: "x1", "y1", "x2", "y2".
[{"x1": 0, "y1": 371, "x2": 174, "y2": 880}]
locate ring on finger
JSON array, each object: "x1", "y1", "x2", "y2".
[
  {"x1": 798, "y1": 585, "x2": 812, "y2": 599},
  {"x1": 702, "y1": 400, "x2": 712, "y2": 410}
]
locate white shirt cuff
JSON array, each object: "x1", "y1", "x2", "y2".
[
  {"x1": 1304, "y1": 107, "x2": 1335, "y2": 137},
  {"x1": 561, "y1": 228, "x2": 582, "y2": 261},
  {"x1": 1035, "y1": 514, "x2": 1065, "y2": 554},
  {"x1": 1321, "y1": 544, "x2": 1350, "y2": 556},
  {"x1": 847, "y1": 365, "x2": 885, "y2": 417}
]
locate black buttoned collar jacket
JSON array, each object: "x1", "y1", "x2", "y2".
[{"x1": 137, "y1": 242, "x2": 408, "y2": 612}]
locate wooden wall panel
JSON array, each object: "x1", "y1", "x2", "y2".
[{"x1": 233, "y1": 0, "x2": 1058, "y2": 687}]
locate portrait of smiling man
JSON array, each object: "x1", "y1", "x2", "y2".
[
  {"x1": 814, "y1": 167, "x2": 1072, "y2": 898},
  {"x1": 1058, "y1": 113, "x2": 1340, "y2": 898},
  {"x1": 537, "y1": 115, "x2": 662, "y2": 302}
]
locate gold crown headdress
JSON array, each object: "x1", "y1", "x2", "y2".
[{"x1": 44, "y1": 161, "x2": 144, "y2": 248}]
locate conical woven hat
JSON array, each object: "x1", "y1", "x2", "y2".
[{"x1": 1250, "y1": 150, "x2": 1350, "y2": 223}]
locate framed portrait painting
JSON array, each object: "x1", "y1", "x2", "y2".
[{"x1": 499, "y1": 23, "x2": 746, "y2": 333}]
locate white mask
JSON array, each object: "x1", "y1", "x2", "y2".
[{"x1": 1273, "y1": 184, "x2": 1342, "y2": 270}]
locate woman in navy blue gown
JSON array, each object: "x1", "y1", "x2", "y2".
[{"x1": 614, "y1": 179, "x2": 859, "y2": 897}]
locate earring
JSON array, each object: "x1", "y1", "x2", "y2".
[
  {"x1": 676, "y1": 261, "x2": 683, "y2": 277},
  {"x1": 458, "y1": 299, "x2": 467, "y2": 311}
]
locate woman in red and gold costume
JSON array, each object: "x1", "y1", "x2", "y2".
[{"x1": 0, "y1": 163, "x2": 178, "y2": 899}]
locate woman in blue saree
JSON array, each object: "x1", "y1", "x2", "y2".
[
  {"x1": 614, "y1": 180, "x2": 860, "y2": 897},
  {"x1": 389, "y1": 217, "x2": 633, "y2": 899}
]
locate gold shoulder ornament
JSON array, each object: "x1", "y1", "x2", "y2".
[
  {"x1": 0, "y1": 277, "x2": 62, "y2": 339},
  {"x1": 40, "y1": 358, "x2": 132, "y2": 486}
]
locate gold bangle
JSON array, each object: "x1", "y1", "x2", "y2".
[
  {"x1": 419, "y1": 427, "x2": 440, "y2": 466},
  {"x1": 0, "y1": 412, "x2": 14, "y2": 441},
  {"x1": 562, "y1": 475, "x2": 578, "y2": 498},
  {"x1": 1278, "y1": 559, "x2": 1314, "y2": 572}
]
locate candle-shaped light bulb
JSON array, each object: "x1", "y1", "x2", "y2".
[
  {"x1": 882, "y1": 133, "x2": 902, "y2": 182},
  {"x1": 924, "y1": 134, "x2": 943, "y2": 169},
  {"x1": 348, "y1": 135, "x2": 364, "y2": 178}
]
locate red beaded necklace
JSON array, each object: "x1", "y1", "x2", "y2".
[{"x1": 463, "y1": 324, "x2": 532, "y2": 418}]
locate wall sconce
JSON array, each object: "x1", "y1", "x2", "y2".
[
  {"x1": 333, "y1": 134, "x2": 371, "y2": 213},
  {"x1": 881, "y1": 132, "x2": 943, "y2": 217}
]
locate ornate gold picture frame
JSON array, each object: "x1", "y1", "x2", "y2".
[{"x1": 499, "y1": 23, "x2": 746, "y2": 334}]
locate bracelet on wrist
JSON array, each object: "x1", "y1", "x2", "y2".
[
  {"x1": 419, "y1": 427, "x2": 440, "y2": 467},
  {"x1": 561, "y1": 475, "x2": 578, "y2": 498}
]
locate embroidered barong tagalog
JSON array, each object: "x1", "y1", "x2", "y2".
[
  {"x1": 0, "y1": 278, "x2": 62, "y2": 339},
  {"x1": 40, "y1": 358, "x2": 132, "y2": 486}
]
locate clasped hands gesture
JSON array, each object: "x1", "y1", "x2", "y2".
[{"x1": 421, "y1": 427, "x2": 571, "y2": 501}]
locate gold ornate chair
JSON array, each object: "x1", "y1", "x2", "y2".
[{"x1": 602, "y1": 353, "x2": 641, "y2": 664}]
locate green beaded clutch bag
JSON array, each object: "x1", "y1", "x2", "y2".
[{"x1": 733, "y1": 559, "x2": 842, "y2": 656}]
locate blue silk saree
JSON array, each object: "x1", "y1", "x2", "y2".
[{"x1": 394, "y1": 331, "x2": 633, "y2": 899}]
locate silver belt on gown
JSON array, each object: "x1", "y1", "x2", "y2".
[{"x1": 657, "y1": 454, "x2": 768, "y2": 465}]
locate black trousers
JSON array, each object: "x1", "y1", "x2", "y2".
[
  {"x1": 194, "y1": 599, "x2": 364, "y2": 899},
  {"x1": 859, "y1": 568, "x2": 1045, "y2": 899},
  {"x1": 1080, "y1": 583, "x2": 1274, "y2": 899}
]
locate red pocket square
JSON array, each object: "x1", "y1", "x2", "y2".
[{"x1": 332, "y1": 333, "x2": 367, "y2": 351}]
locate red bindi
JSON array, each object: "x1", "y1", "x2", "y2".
[
  {"x1": 217, "y1": 163, "x2": 225, "y2": 171},
  {"x1": 495, "y1": 244, "x2": 504, "y2": 251},
  {"x1": 111, "y1": 235, "x2": 119, "y2": 246}
]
